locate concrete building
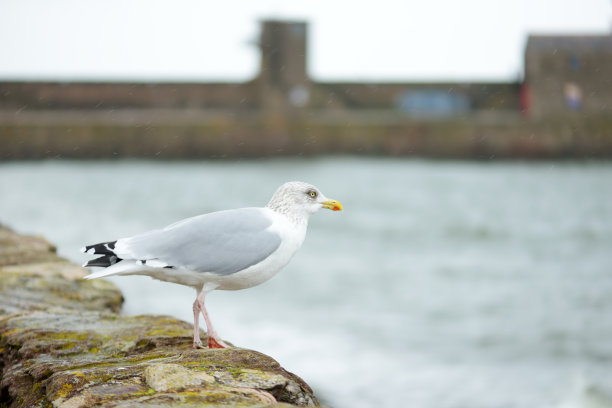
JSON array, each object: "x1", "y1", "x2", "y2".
[{"x1": 524, "y1": 35, "x2": 612, "y2": 117}]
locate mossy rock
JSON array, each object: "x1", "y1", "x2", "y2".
[
  {"x1": 0, "y1": 226, "x2": 61, "y2": 267},
  {"x1": 1, "y1": 311, "x2": 318, "y2": 407}
]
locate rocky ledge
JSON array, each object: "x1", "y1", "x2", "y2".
[{"x1": 0, "y1": 226, "x2": 319, "y2": 407}]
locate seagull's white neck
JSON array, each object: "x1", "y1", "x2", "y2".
[{"x1": 266, "y1": 201, "x2": 311, "y2": 226}]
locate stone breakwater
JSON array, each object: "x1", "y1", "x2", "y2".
[
  {"x1": 2, "y1": 110, "x2": 612, "y2": 160},
  {"x1": 0, "y1": 225, "x2": 319, "y2": 407}
]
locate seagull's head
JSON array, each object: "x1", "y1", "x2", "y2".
[{"x1": 267, "y1": 181, "x2": 343, "y2": 218}]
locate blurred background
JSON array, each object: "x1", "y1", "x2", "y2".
[{"x1": 1, "y1": 1, "x2": 612, "y2": 407}]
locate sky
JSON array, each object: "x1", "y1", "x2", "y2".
[{"x1": 0, "y1": 0, "x2": 610, "y2": 82}]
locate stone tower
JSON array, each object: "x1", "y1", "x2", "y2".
[{"x1": 257, "y1": 20, "x2": 310, "y2": 109}]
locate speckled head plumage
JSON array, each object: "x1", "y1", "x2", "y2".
[{"x1": 266, "y1": 181, "x2": 343, "y2": 218}]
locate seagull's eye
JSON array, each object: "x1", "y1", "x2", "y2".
[{"x1": 308, "y1": 191, "x2": 317, "y2": 198}]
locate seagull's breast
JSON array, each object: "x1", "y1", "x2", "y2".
[{"x1": 211, "y1": 210, "x2": 307, "y2": 291}]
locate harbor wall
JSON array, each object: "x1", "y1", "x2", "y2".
[{"x1": 1, "y1": 110, "x2": 611, "y2": 159}]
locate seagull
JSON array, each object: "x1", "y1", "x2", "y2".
[{"x1": 82, "y1": 181, "x2": 343, "y2": 349}]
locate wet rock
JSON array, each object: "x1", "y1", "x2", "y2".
[{"x1": 0, "y1": 226, "x2": 319, "y2": 407}]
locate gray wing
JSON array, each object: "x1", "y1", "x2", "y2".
[{"x1": 115, "y1": 208, "x2": 282, "y2": 275}]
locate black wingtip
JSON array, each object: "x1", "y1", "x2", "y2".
[
  {"x1": 82, "y1": 241, "x2": 117, "y2": 256},
  {"x1": 83, "y1": 254, "x2": 121, "y2": 268},
  {"x1": 82, "y1": 241, "x2": 121, "y2": 268}
]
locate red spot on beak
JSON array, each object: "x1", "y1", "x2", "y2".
[{"x1": 333, "y1": 206, "x2": 340, "y2": 211}]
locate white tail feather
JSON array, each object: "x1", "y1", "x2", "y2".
[{"x1": 83, "y1": 261, "x2": 145, "y2": 280}]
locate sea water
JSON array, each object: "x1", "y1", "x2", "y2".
[{"x1": 1, "y1": 157, "x2": 611, "y2": 408}]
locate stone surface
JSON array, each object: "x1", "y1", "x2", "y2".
[
  {"x1": 0, "y1": 225, "x2": 319, "y2": 407},
  {"x1": 144, "y1": 364, "x2": 215, "y2": 392},
  {"x1": 0, "y1": 228, "x2": 60, "y2": 267}
]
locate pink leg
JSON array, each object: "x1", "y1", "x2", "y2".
[
  {"x1": 192, "y1": 300, "x2": 206, "y2": 349},
  {"x1": 196, "y1": 289, "x2": 229, "y2": 349}
]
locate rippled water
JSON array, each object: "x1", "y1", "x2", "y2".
[{"x1": 1, "y1": 158, "x2": 611, "y2": 408}]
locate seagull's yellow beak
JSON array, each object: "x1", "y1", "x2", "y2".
[{"x1": 322, "y1": 199, "x2": 343, "y2": 211}]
